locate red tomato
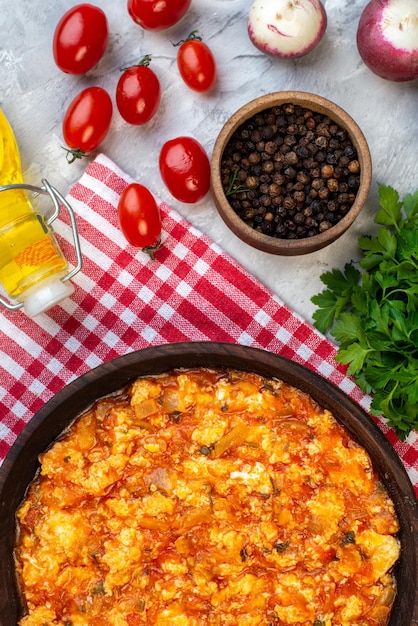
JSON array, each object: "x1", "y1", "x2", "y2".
[
  {"x1": 118, "y1": 183, "x2": 162, "y2": 254},
  {"x1": 127, "y1": 0, "x2": 191, "y2": 30},
  {"x1": 53, "y1": 4, "x2": 108, "y2": 75},
  {"x1": 159, "y1": 136, "x2": 210, "y2": 204},
  {"x1": 176, "y1": 32, "x2": 216, "y2": 92},
  {"x1": 116, "y1": 55, "x2": 161, "y2": 125},
  {"x1": 62, "y1": 87, "x2": 113, "y2": 162}
]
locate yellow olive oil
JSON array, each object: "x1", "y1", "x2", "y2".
[{"x1": 0, "y1": 109, "x2": 68, "y2": 299}]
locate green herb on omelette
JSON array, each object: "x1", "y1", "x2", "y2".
[{"x1": 311, "y1": 183, "x2": 418, "y2": 440}]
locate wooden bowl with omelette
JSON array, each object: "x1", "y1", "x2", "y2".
[{"x1": 0, "y1": 342, "x2": 416, "y2": 625}]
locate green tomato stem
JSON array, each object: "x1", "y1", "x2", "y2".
[
  {"x1": 172, "y1": 30, "x2": 202, "y2": 47},
  {"x1": 120, "y1": 54, "x2": 152, "y2": 72},
  {"x1": 63, "y1": 146, "x2": 88, "y2": 164}
]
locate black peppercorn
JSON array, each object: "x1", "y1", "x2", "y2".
[
  {"x1": 264, "y1": 128, "x2": 276, "y2": 141},
  {"x1": 284, "y1": 166, "x2": 297, "y2": 180},
  {"x1": 321, "y1": 164, "x2": 334, "y2": 179},
  {"x1": 220, "y1": 103, "x2": 360, "y2": 241},
  {"x1": 327, "y1": 179, "x2": 339, "y2": 193},
  {"x1": 264, "y1": 141, "x2": 278, "y2": 155},
  {"x1": 348, "y1": 160, "x2": 360, "y2": 173},
  {"x1": 262, "y1": 161, "x2": 275, "y2": 174},
  {"x1": 246, "y1": 176, "x2": 259, "y2": 189},
  {"x1": 319, "y1": 220, "x2": 332, "y2": 232}
]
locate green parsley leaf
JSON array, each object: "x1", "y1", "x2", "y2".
[
  {"x1": 402, "y1": 189, "x2": 418, "y2": 221},
  {"x1": 320, "y1": 264, "x2": 360, "y2": 293},
  {"x1": 375, "y1": 183, "x2": 402, "y2": 227},
  {"x1": 397, "y1": 229, "x2": 418, "y2": 261},
  {"x1": 311, "y1": 264, "x2": 360, "y2": 334},
  {"x1": 311, "y1": 290, "x2": 340, "y2": 335},
  {"x1": 311, "y1": 184, "x2": 418, "y2": 440},
  {"x1": 331, "y1": 312, "x2": 364, "y2": 345},
  {"x1": 335, "y1": 343, "x2": 372, "y2": 375}
]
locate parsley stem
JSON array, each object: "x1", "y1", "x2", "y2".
[{"x1": 225, "y1": 167, "x2": 249, "y2": 196}]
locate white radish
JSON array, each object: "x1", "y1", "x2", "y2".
[{"x1": 247, "y1": 0, "x2": 327, "y2": 59}]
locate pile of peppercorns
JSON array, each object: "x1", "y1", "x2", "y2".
[{"x1": 220, "y1": 103, "x2": 361, "y2": 240}]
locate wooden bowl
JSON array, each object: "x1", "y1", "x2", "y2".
[
  {"x1": 0, "y1": 343, "x2": 416, "y2": 625},
  {"x1": 211, "y1": 92, "x2": 372, "y2": 255}
]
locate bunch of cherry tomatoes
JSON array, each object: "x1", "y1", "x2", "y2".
[{"x1": 53, "y1": 0, "x2": 216, "y2": 255}]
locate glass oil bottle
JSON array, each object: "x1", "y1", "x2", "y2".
[{"x1": 0, "y1": 109, "x2": 82, "y2": 317}]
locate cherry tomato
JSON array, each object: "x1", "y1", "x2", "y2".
[
  {"x1": 118, "y1": 183, "x2": 162, "y2": 256},
  {"x1": 159, "y1": 136, "x2": 210, "y2": 204},
  {"x1": 127, "y1": 0, "x2": 191, "y2": 31},
  {"x1": 175, "y1": 31, "x2": 217, "y2": 92},
  {"x1": 62, "y1": 86, "x2": 113, "y2": 162},
  {"x1": 116, "y1": 55, "x2": 161, "y2": 125},
  {"x1": 53, "y1": 4, "x2": 108, "y2": 75}
]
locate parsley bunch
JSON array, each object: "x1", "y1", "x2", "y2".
[{"x1": 311, "y1": 184, "x2": 418, "y2": 440}]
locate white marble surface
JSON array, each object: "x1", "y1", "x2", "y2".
[{"x1": 1, "y1": 0, "x2": 418, "y2": 324}]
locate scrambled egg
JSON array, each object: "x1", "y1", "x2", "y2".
[{"x1": 15, "y1": 369, "x2": 400, "y2": 625}]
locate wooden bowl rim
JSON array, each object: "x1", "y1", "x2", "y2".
[
  {"x1": 0, "y1": 342, "x2": 416, "y2": 625},
  {"x1": 211, "y1": 91, "x2": 373, "y2": 255}
]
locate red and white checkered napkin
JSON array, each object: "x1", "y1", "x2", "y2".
[{"x1": 1, "y1": 153, "x2": 417, "y2": 491}]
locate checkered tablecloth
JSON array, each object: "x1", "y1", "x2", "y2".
[{"x1": 1, "y1": 153, "x2": 416, "y2": 493}]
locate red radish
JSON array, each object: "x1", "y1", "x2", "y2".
[
  {"x1": 356, "y1": 0, "x2": 418, "y2": 82},
  {"x1": 247, "y1": 0, "x2": 327, "y2": 59}
]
